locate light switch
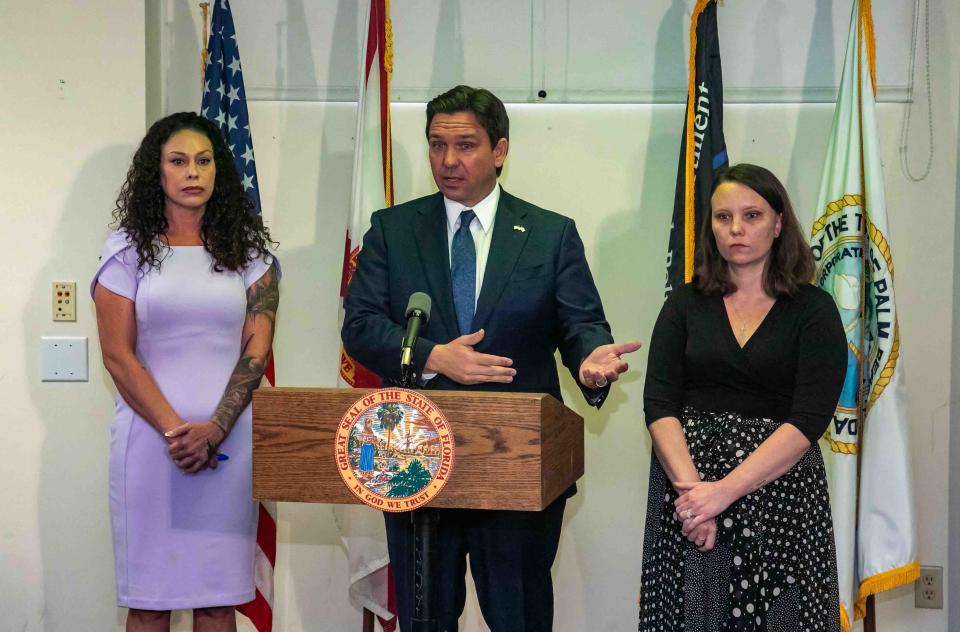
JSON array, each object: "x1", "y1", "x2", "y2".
[{"x1": 40, "y1": 336, "x2": 88, "y2": 382}]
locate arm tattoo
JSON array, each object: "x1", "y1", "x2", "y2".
[
  {"x1": 210, "y1": 264, "x2": 279, "y2": 438},
  {"x1": 246, "y1": 265, "x2": 279, "y2": 328},
  {"x1": 210, "y1": 354, "x2": 267, "y2": 437}
]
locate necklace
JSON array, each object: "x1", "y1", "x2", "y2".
[
  {"x1": 731, "y1": 306, "x2": 752, "y2": 339},
  {"x1": 726, "y1": 295, "x2": 772, "y2": 343}
]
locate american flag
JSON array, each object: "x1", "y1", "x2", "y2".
[
  {"x1": 202, "y1": 0, "x2": 261, "y2": 213},
  {"x1": 201, "y1": 1, "x2": 276, "y2": 630}
]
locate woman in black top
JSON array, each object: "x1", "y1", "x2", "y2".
[{"x1": 639, "y1": 164, "x2": 846, "y2": 631}]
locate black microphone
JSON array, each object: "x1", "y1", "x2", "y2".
[{"x1": 400, "y1": 292, "x2": 432, "y2": 386}]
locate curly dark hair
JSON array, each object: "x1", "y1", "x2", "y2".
[
  {"x1": 695, "y1": 163, "x2": 815, "y2": 297},
  {"x1": 112, "y1": 111, "x2": 275, "y2": 271}
]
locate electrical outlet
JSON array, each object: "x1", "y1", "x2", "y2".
[
  {"x1": 915, "y1": 565, "x2": 943, "y2": 609},
  {"x1": 53, "y1": 281, "x2": 77, "y2": 321}
]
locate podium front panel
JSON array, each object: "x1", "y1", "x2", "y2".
[{"x1": 252, "y1": 388, "x2": 584, "y2": 512}]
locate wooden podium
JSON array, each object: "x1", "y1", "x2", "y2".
[{"x1": 251, "y1": 387, "x2": 584, "y2": 511}]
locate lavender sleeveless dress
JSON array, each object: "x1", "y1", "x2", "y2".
[{"x1": 91, "y1": 230, "x2": 278, "y2": 610}]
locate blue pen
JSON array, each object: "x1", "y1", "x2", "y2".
[{"x1": 217, "y1": 453, "x2": 229, "y2": 461}]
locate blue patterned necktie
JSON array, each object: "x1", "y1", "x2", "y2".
[{"x1": 451, "y1": 209, "x2": 477, "y2": 335}]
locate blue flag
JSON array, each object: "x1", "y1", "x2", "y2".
[
  {"x1": 664, "y1": 0, "x2": 727, "y2": 296},
  {"x1": 201, "y1": 0, "x2": 261, "y2": 214}
]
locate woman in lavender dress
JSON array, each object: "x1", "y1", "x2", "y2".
[{"x1": 92, "y1": 112, "x2": 279, "y2": 631}]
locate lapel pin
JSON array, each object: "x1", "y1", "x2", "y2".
[{"x1": 513, "y1": 225, "x2": 526, "y2": 233}]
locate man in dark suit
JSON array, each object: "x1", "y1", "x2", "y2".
[{"x1": 342, "y1": 85, "x2": 639, "y2": 631}]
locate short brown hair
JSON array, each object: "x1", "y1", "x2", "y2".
[
  {"x1": 694, "y1": 163, "x2": 814, "y2": 297},
  {"x1": 426, "y1": 85, "x2": 509, "y2": 176}
]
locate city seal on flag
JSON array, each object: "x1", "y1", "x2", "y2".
[
  {"x1": 335, "y1": 388, "x2": 455, "y2": 512},
  {"x1": 811, "y1": 194, "x2": 899, "y2": 455}
]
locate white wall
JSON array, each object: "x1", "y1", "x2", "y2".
[
  {"x1": 158, "y1": 0, "x2": 919, "y2": 104},
  {"x1": 2, "y1": 0, "x2": 958, "y2": 631},
  {"x1": 0, "y1": 2, "x2": 146, "y2": 630},
  {"x1": 951, "y1": 54, "x2": 960, "y2": 631}
]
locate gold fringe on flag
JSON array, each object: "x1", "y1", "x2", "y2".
[
  {"x1": 854, "y1": 560, "x2": 921, "y2": 619},
  {"x1": 839, "y1": 605, "x2": 852, "y2": 632},
  {"x1": 683, "y1": 0, "x2": 714, "y2": 282},
  {"x1": 860, "y1": 0, "x2": 878, "y2": 95},
  {"x1": 383, "y1": 0, "x2": 394, "y2": 207}
]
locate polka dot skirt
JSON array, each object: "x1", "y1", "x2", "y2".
[{"x1": 639, "y1": 407, "x2": 841, "y2": 631}]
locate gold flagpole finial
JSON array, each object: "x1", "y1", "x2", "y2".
[{"x1": 200, "y1": 2, "x2": 210, "y2": 87}]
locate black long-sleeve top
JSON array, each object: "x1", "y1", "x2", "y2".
[{"x1": 643, "y1": 283, "x2": 847, "y2": 443}]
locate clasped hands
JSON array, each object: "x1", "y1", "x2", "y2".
[
  {"x1": 673, "y1": 479, "x2": 739, "y2": 553},
  {"x1": 424, "y1": 329, "x2": 641, "y2": 388},
  {"x1": 164, "y1": 421, "x2": 226, "y2": 474}
]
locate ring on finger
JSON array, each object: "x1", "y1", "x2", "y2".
[
  {"x1": 684, "y1": 509, "x2": 693, "y2": 519},
  {"x1": 595, "y1": 376, "x2": 608, "y2": 388}
]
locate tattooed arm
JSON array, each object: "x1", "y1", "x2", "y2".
[
  {"x1": 211, "y1": 261, "x2": 279, "y2": 434},
  {"x1": 167, "y1": 262, "x2": 280, "y2": 473}
]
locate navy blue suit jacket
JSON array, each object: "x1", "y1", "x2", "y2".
[{"x1": 342, "y1": 189, "x2": 613, "y2": 405}]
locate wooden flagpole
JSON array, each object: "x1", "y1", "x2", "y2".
[
  {"x1": 199, "y1": 2, "x2": 210, "y2": 86},
  {"x1": 855, "y1": 1, "x2": 876, "y2": 629}
]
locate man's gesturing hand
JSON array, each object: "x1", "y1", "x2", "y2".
[
  {"x1": 424, "y1": 329, "x2": 516, "y2": 385},
  {"x1": 578, "y1": 340, "x2": 642, "y2": 389}
]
